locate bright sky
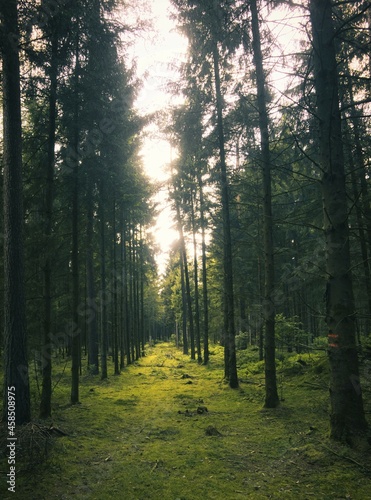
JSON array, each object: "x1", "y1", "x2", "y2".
[
  {"x1": 128, "y1": 0, "x2": 188, "y2": 275},
  {"x1": 127, "y1": 1, "x2": 305, "y2": 275}
]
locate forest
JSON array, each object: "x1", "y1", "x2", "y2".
[{"x1": 0, "y1": 0, "x2": 371, "y2": 498}]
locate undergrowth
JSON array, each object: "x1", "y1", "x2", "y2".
[{"x1": 0, "y1": 343, "x2": 370, "y2": 499}]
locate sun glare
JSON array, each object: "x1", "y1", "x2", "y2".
[
  {"x1": 129, "y1": 2, "x2": 304, "y2": 276},
  {"x1": 128, "y1": 0, "x2": 187, "y2": 274}
]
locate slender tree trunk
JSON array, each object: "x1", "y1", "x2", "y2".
[
  {"x1": 199, "y1": 175, "x2": 209, "y2": 365},
  {"x1": 100, "y1": 179, "x2": 108, "y2": 380},
  {"x1": 212, "y1": 43, "x2": 238, "y2": 388},
  {"x1": 70, "y1": 25, "x2": 81, "y2": 405},
  {"x1": 122, "y1": 220, "x2": 131, "y2": 366},
  {"x1": 133, "y1": 238, "x2": 141, "y2": 360},
  {"x1": 191, "y1": 190, "x2": 202, "y2": 363},
  {"x1": 139, "y1": 229, "x2": 146, "y2": 355},
  {"x1": 120, "y1": 211, "x2": 126, "y2": 369},
  {"x1": 86, "y1": 175, "x2": 99, "y2": 374},
  {"x1": 84, "y1": 0, "x2": 100, "y2": 375},
  {"x1": 183, "y1": 247, "x2": 195, "y2": 360},
  {"x1": 1, "y1": 0, "x2": 31, "y2": 425},
  {"x1": 112, "y1": 195, "x2": 120, "y2": 374},
  {"x1": 128, "y1": 233, "x2": 136, "y2": 361},
  {"x1": 310, "y1": 0, "x2": 368, "y2": 442},
  {"x1": 180, "y1": 248, "x2": 189, "y2": 355},
  {"x1": 250, "y1": 0, "x2": 279, "y2": 408},
  {"x1": 40, "y1": 31, "x2": 58, "y2": 418},
  {"x1": 174, "y1": 191, "x2": 195, "y2": 358},
  {"x1": 257, "y1": 224, "x2": 264, "y2": 361}
]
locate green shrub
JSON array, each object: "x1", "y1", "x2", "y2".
[
  {"x1": 275, "y1": 314, "x2": 309, "y2": 352},
  {"x1": 235, "y1": 331, "x2": 249, "y2": 350},
  {"x1": 312, "y1": 336, "x2": 327, "y2": 350},
  {"x1": 237, "y1": 346, "x2": 261, "y2": 368}
]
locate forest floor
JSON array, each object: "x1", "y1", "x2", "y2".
[{"x1": 1, "y1": 342, "x2": 370, "y2": 499}]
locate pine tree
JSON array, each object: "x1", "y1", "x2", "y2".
[
  {"x1": 309, "y1": 0, "x2": 368, "y2": 442},
  {"x1": 1, "y1": 0, "x2": 31, "y2": 425}
]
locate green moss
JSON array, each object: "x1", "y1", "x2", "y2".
[{"x1": 0, "y1": 342, "x2": 369, "y2": 500}]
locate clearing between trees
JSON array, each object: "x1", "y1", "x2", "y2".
[{"x1": 1, "y1": 342, "x2": 370, "y2": 499}]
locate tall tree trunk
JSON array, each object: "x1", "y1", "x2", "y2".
[
  {"x1": 180, "y1": 248, "x2": 189, "y2": 355},
  {"x1": 70, "y1": 27, "x2": 81, "y2": 405},
  {"x1": 250, "y1": 0, "x2": 279, "y2": 408},
  {"x1": 183, "y1": 246, "x2": 195, "y2": 360},
  {"x1": 139, "y1": 228, "x2": 146, "y2": 355},
  {"x1": 100, "y1": 179, "x2": 108, "y2": 380},
  {"x1": 212, "y1": 42, "x2": 238, "y2": 388},
  {"x1": 174, "y1": 190, "x2": 195, "y2": 358},
  {"x1": 191, "y1": 189, "x2": 202, "y2": 363},
  {"x1": 112, "y1": 196, "x2": 120, "y2": 374},
  {"x1": 310, "y1": 0, "x2": 368, "y2": 442},
  {"x1": 198, "y1": 175, "x2": 209, "y2": 365},
  {"x1": 128, "y1": 233, "x2": 136, "y2": 361},
  {"x1": 128, "y1": 229, "x2": 136, "y2": 361},
  {"x1": 133, "y1": 236, "x2": 141, "y2": 360},
  {"x1": 1, "y1": 0, "x2": 31, "y2": 425},
  {"x1": 40, "y1": 30, "x2": 58, "y2": 418},
  {"x1": 121, "y1": 219, "x2": 131, "y2": 366},
  {"x1": 120, "y1": 211, "x2": 126, "y2": 369},
  {"x1": 86, "y1": 174, "x2": 99, "y2": 374},
  {"x1": 84, "y1": 0, "x2": 100, "y2": 376}
]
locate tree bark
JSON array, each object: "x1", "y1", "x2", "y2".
[
  {"x1": 86, "y1": 174, "x2": 99, "y2": 374},
  {"x1": 40, "y1": 29, "x2": 58, "y2": 418},
  {"x1": 100, "y1": 179, "x2": 108, "y2": 380},
  {"x1": 174, "y1": 188, "x2": 195, "y2": 359},
  {"x1": 70, "y1": 26, "x2": 81, "y2": 404},
  {"x1": 121, "y1": 219, "x2": 131, "y2": 366},
  {"x1": 120, "y1": 212, "x2": 126, "y2": 369},
  {"x1": 198, "y1": 174, "x2": 209, "y2": 365},
  {"x1": 250, "y1": 0, "x2": 279, "y2": 408},
  {"x1": 212, "y1": 42, "x2": 238, "y2": 389},
  {"x1": 112, "y1": 195, "x2": 120, "y2": 374},
  {"x1": 180, "y1": 247, "x2": 189, "y2": 355},
  {"x1": 191, "y1": 189, "x2": 202, "y2": 363},
  {"x1": 1, "y1": 0, "x2": 31, "y2": 425},
  {"x1": 310, "y1": 0, "x2": 368, "y2": 441},
  {"x1": 139, "y1": 228, "x2": 146, "y2": 355},
  {"x1": 183, "y1": 246, "x2": 196, "y2": 360}
]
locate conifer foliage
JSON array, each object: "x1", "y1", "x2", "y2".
[{"x1": 1, "y1": 0, "x2": 158, "y2": 418}]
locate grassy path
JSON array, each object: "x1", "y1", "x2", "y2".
[{"x1": 1, "y1": 342, "x2": 370, "y2": 499}]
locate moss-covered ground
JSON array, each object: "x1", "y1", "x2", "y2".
[{"x1": 1, "y1": 342, "x2": 370, "y2": 499}]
